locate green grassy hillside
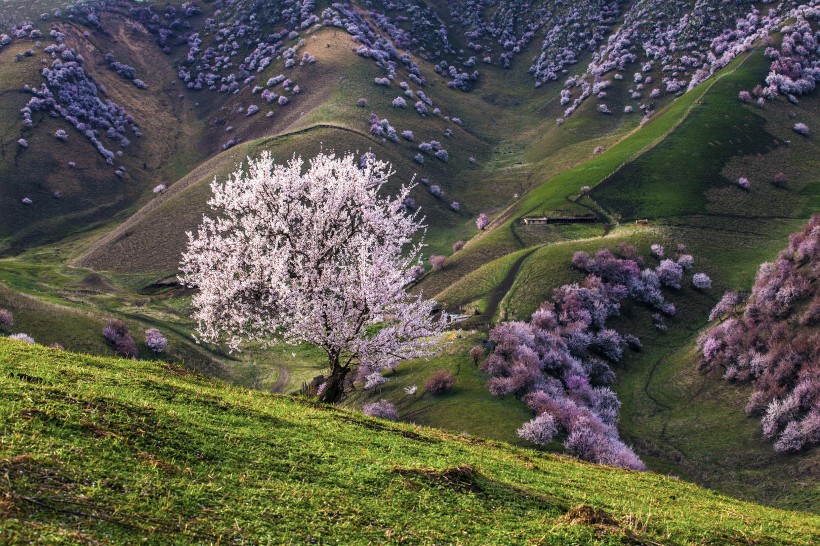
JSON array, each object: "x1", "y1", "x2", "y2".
[{"x1": 2, "y1": 338, "x2": 819, "y2": 544}]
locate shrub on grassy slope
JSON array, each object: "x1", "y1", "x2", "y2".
[
  {"x1": 699, "y1": 214, "x2": 820, "y2": 453},
  {"x1": 23, "y1": 49, "x2": 140, "y2": 165},
  {"x1": 425, "y1": 370, "x2": 455, "y2": 395},
  {"x1": 429, "y1": 255, "x2": 447, "y2": 270},
  {"x1": 103, "y1": 320, "x2": 137, "y2": 358},
  {"x1": 145, "y1": 329, "x2": 168, "y2": 354},
  {"x1": 8, "y1": 332, "x2": 35, "y2": 343},
  {"x1": 362, "y1": 400, "x2": 398, "y2": 420}
]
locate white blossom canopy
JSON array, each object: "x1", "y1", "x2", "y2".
[{"x1": 180, "y1": 151, "x2": 444, "y2": 378}]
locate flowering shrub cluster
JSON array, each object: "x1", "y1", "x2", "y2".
[
  {"x1": 368, "y1": 113, "x2": 400, "y2": 142},
  {"x1": 529, "y1": 1, "x2": 620, "y2": 86},
  {"x1": 22, "y1": 45, "x2": 139, "y2": 165},
  {"x1": 483, "y1": 243, "x2": 711, "y2": 469},
  {"x1": 14, "y1": 0, "x2": 817, "y2": 120},
  {"x1": 483, "y1": 278, "x2": 644, "y2": 469},
  {"x1": 699, "y1": 214, "x2": 820, "y2": 453},
  {"x1": 173, "y1": 0, "x2": 318, "y2": 92},
  {"x1": 8, "y1": 333, "x2": 35, "y2": 344},
  {"x1": 104, "y1": 53, "x2": 147, "y2": 89},
  {"x1": 328, "y1": 1, "x2": 427, "y2": 86},
  {"x1": 557, "y1": 1, "x2": 814, "y2": 119},
  {"x1": 763, "y1": 11, "x2": 819, "y2": 103}
]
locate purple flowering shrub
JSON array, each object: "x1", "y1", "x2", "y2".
[
  {"x1": 174, "y1": 1, "x2": 319, "y2": 92},
  {"x1": 8, "y1": 333, "x2": 35, "y2": 344},
  {"x1": 555, "y1": 1, "x2": 816, "y2": 119},
  {"x1": 484, "y1": 289, "x2": 645, "y2": 470},
  {"x1": 103, "y1": 319, "x2": 138, "y2": 358},
  {"x1": 105, "y1": 54, "x2": 147, "y2": 89},
  {"x1": 763, "y1": 12, "x2": 819, "y2": 102},
  {"x1": 429, "y1": 255, "x2": 447, "y2": 271},
  {"x1": 145, "y1": 328, "x2": 168, "y2": 354},
  {"x1": 0, "y1": 309, "x2": 13, "y2": 328},
  {"x1": 692, "y1": 273, "x2": 712, "y2": 290},
  {"x1": 425, "y1": 370, "x2": 455, "y2": 395},
  {"x1": 362, "y1": 400, "x2": 398, "y2": 421},
  {"x1": 517, "y1": 413, "x2": 558, "y2": 446}
]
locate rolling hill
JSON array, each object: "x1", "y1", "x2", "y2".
[{"x1": 0, "y1": 0, "x2": 818, "y2": 523}]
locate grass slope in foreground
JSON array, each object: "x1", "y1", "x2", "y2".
[{"x1": 1, "y1": 340, "x2": 819, "y2": 544}]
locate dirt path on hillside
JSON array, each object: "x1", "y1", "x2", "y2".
[{"x1": 271, "y1": 365, "x2": 290, "y2": 393}]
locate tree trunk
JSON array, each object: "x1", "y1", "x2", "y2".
[{"x1": 318, "y1": 360, "x2": 349, "y2": 403}]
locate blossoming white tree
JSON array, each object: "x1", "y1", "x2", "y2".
[{"x1": 180, "y1": 151, "x2": 444, "y2": 402}]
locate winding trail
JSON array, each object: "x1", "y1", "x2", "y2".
[{"x1": 271, "y1": 365, "x2": 290, "y2": 393}]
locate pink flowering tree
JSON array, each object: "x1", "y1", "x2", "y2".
[
  {"x1": 181, "y1": 152, "x2": 446, "y2": 403},
  {"x1": 0, "y1": 309, "x2": 12, "y2": 328},
  {"x1": 363, "y1": 400, "x2": 398, "y2": 420},
  {"x1": 429, "y1": 255, "x2": 447, "y2": 270},
  {"x1": 692, "y1": 273, "x2": 712, "y2": 290},
  {"x1": 145, "y1": 328, "x2": 168, "y2": 354},
  {"x1": 793, "y1": 123, "x2": 809, "y2": 136}
]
